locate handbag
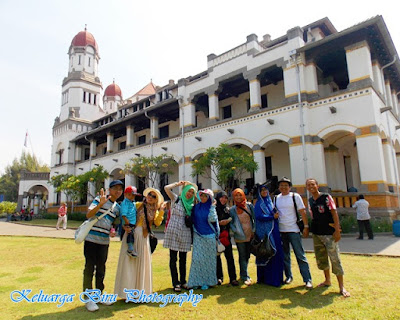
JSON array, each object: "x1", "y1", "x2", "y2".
[
  {"x1": 217, "y1": 240, "x2": 225, "y2": 256},
  {"x1": 143, "y1": 203, "x2": 158, "y2": 254},
  {"x1": 292, "y1": 193, "x2": 305, "y2": 233},
  {"x1": 250, "y1": 219, "x2": 276, "y2": 260},
  {"x1": 219, "y1": 229, "x2": 230, "y2": 247},
  {"x1": 75, "y1": 202, "x2": 117, "y2": 244},
  {"x1": 184, "y1": 214, "x2": 193, "y2": 228},
  {"x1": 250, "y1": 234, "x2": 275, "y2": 260}
]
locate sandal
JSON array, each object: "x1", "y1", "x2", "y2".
[{"x1": 173, "y1": 284, "x2": 181, "y2": 292}]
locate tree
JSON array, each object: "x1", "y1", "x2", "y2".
[
  {"x1": 0, "y1": 151, "x2": 49, "y2": 202},
  {"x1": 124, "y1": 154, "x2": 177, "y2": 188},
  {"x1": 49, "y1": 166, "x2": 109, "y2": 212},
  {"x1": 191, "y1": 143, "x2": 258, "y2": 191}
]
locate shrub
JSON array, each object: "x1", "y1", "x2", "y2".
[
  {"x1": 0, "y1": 201, "x2": 17, "y2": 214},
  {"x1": 371, "y1": 218, "x2": 392, "y2": 233},
  {"x1": 339, "y1": 214, "x2": 358, "y2": 233}
]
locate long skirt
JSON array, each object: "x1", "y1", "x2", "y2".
[
  {"x1": 187, "y1": 232, "x2": 218, "y2": 288},
  {"x1": 114, "y1": 226, "x2": 152, "y2": 299}
]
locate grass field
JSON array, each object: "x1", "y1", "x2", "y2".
[{"x1": 1, "y1": 236, "x2": 400, "y2": 320}]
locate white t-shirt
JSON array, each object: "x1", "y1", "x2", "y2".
[
  {"x1": 352, "y1": 199, "x2": 370, "y2": 220},
  {"x1": 275, "y1": 192, "x2": 305, "y2": 232}
]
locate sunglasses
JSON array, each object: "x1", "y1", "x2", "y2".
[{"x1": 147, "y1": 193, "x2": 157, "y2": 199}]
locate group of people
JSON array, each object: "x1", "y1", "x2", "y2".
[{"x1": 81, "y1": 176, "x2": 351, "y2": 312}]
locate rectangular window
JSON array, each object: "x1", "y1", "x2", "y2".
[
  {"x1": 88, "y1": 93, "x2": 92, "y2": 104},
  {"x1": 103, "y1": 147, "x2": 107, "y2": 155},
  {"x1": 133, "y1": 105, "x2": 138, "y2": 112},
  {"x1": 84, "y1": 148, "x2": 90, "y2": 160},
  {"x1": 261, "y1": 94, "x2": 268, "y2": 109},
  {"x1": 93, "y1": 94, "x2": 96, "y2": 105},
  {"x1": 83, "y1": 91, "x2": 86, "y2": 102},
  {"x1": 138, "y1": 135, "x2": 146, "y2": 145},
  {"x1": 119, "y1": 141, "x2": 126, "y2": 150},
  {"x1": 246, "y1": 99, "x2": 250, "y2": 112},
  {"x1": 159, "y1": 125, "x2": 169, "y2": 139},
  {"x1": 88, "y1": 57, "x2": 91, "y2": 67},
  {"x1": 78, "y1": 55, "x2": 81, "y2": 65},
  {"x1": 223, "y1": 105, "x2": 232, "y2": 119}
]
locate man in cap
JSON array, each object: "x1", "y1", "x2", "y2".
[
  {"x1": 274, "y1": 177, "x2": 312, "y2": 289},
  {"x1": 83, "y1": 180, "x2": 123, "y2": 311}
]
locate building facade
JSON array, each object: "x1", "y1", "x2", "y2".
[{"x1": 18, "y1": 16, "x2": 400, "y2": 218}]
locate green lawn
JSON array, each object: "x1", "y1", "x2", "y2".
[
  {"x1": 1, "y1": 236, "x2": 399, "y2": 320},
  {"x1": 13, "y1": 219, "x2": 83, "y2": 229},
  {"x1": 12, "y1": 219, "x2": 167, "y2": 232}
]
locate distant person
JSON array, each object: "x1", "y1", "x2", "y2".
[
  {"x1": 56, "y1": 203, "x2": 67, "y2": 230},
  {"x1": 352, "y1": 195, "x2": 373, "y2": 240},
  {"x1": 306, "y1": 178, "x2": 350, "y2": 298}
]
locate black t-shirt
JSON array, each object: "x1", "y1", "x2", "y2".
[{"x1": 309, "y1": 193, "x2": 335, "y2": 235}]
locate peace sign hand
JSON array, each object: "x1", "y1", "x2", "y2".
[{"x1": 98, "y1": 188, "x2": 111, "y2": 206}]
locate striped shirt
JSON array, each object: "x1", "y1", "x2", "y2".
[{"x1": 85, "y1": 197, "x2": 120, "y2": 245}]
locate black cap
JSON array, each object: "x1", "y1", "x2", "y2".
[
  {"x1": 277, "y1": 177, "x2": 292, "y2": 187},
  {"x1": 109, "y1": 180, "x2": 124, "y2": 188}
]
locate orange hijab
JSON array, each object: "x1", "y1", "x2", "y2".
[{"x1": 232, "y1": 188, "x2": 247, "y2": 214}]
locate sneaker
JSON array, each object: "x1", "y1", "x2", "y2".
[
  {"x1": 173, "y1": 284, "x2": 181, "y2": 292},
  {"x1": 85, "y1": 301, "x2": 99, "y2": 312},
  {"x1": 284, "y1": 277, "x2": 293, "y2": 284},
  {"x1": 244, "y1": 279, "x2": 253, "y2": 286},
  {"x1": 305, "y1": 281, "x2": 313, "y2": 289},
  {"x1": 126, "y1": 250, "x2": 137, "y2": 258},
  {"x1": 217, "y1": 279, "x2": 223, "y2": 285}
]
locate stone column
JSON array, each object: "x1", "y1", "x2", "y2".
[
  {"x1": 126, "y1": 125, "x2": 134, "y2": 147},
  {"x1": 345, "y1": 41, "x2": 373, "y2": 86},
  {"x1": 179, "y1": 156, "x2": 193, "y2": 181},
  {"x1": 90, "y1": 139, "x2": 97, "y2": 158},
  {"x1": 355, "y1": 126, "x2": 387, "y2": 192},
  {"x1": 324, "y1": 145, "x2": 346, "y2": 191},
  {"x1": 253, "y1": 145, "x2": 266, "y2": 184},
  {"x1": 385, "y1": 81, "x2": 393, "y2": 108},
  {"x1": 372, "y1": 61, "x2": 384, "y2": 95},
  {"x1": 208, "y1": 91, "x2": 219, "y2": 122},
  {"x1": 151, "y1": 117, "x2": 159, "y2": 140},
  {"x1": 382, "y1": 138, "x2": 395, "y2": 185},
  {"x1": 249, "y1": 76, "x2": 261, "y2": 112},
  {"x1": 210, "y1": 165, "x2": 221, "y2": 192},
  {"x1": 107, "y1": 132, "x2": 114, "y2": 153},
  {"x1": 75, "y1": 144, "x2": 82, "y2": 162}
]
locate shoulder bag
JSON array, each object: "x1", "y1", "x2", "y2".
[{"x1": 143, "y1": 204, "x2": 158, "y2": 254}]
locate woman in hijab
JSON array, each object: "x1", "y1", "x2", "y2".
[
  {"x1": 254, "y1": 183, "x2": 284, "y2": 287},
  {"x1": 187, "y1": 189, "x2": 219, "y2": 290},
  {"x1": 114, "y1": 187, "x2": 165, "y2": 298},
  {"x1": 164, "y1": 181, "x2": 198, "y2": 292},
  {"x1": 215, "y1": 191, "x2": 239, "y2": 286},
  {"x1": 229, "y1": 188, "x2": 255, "y2": 286}
]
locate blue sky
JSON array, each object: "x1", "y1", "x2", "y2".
[{"x1": 0, "y1": 0, "x2": 399, "y2": 173}]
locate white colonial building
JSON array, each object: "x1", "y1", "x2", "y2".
[{"x1": 18, "y1": 16, "x2": 400, "y2": 218}]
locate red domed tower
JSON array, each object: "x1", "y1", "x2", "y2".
[
  {"x1": 103, "y1": 80, "x2": 123, "y2": 114},
  {"x1": 59, "y1": 26, "x2": 104, "y2": 122}
]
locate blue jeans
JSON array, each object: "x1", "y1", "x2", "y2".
[
  {"x1": 236, "y1": 241, "x2": 251, "y2": 280},
  {"x1": 280, "y1": 232, "x2": 311, "y2": 282}
]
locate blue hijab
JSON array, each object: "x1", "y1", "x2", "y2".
[
  {"x1": 255, "y1": 183, "x2": 276, "y2": 220},
  {"x1": 193, "y1": 194, "x2": 214, "y2": 235}
]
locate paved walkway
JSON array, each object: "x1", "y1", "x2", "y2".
[{"x1": 1, "y1": 221, "x2": 399, "y2": 256}]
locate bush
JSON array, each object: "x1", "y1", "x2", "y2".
[
  {"x1": 0, "y1": 201, "x2": 17, "y2": 214},
  {"x1": 339, "y1": 214, "x2": 358, "y2": 233},
  {"x1": 371, "y1": 218, "x2": 392, "y2": 233}
]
